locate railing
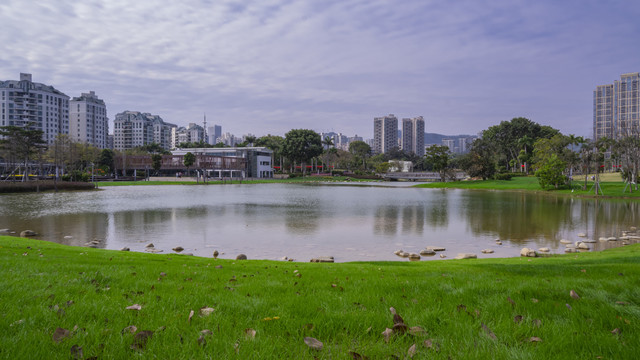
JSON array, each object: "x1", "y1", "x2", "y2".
[{"x1": 114, "y1": 155, "x2": 247, "y2": 171}]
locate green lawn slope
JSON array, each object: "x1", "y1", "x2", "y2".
[
  {"x1": 414, "y1": 176, "x2": 640, "y2": 198},
  {"x1": 1, "y1": 236, "x2": 638, "y2": 359}
]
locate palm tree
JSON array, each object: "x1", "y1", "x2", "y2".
[
  {"x1": 245, "y1": 135, "x2": 256, "y2": 147},
  {"x1": 516, "y1": 135, "x2": 533, "y2": 173},
  {"x1": 322, "y1": 137, "x2": 335, "y2": 173}
]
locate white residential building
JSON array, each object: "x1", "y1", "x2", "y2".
[
  {"x1": 401, "y1": 116, "x2": 425, "y2": 156},
  {"x1": 113, "y1": 111, "x2": 176, "y2": 151},
  {"x1": 0, "y1": 73, "x2": 69, "y2": 144},
  {"x1": 373, "y1": 114, "x2": 398, "y2": 154},
  {"x1": 69, "y1": 91, "x2": 108, "y2": 148}
]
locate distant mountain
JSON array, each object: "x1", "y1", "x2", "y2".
[{"x1": 424, "y1": 133, "x2": 475, "y2": 145}]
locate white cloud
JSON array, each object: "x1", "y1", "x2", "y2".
[{"x1": 1, "y1": 0, "x2": 639, "y2": 137}]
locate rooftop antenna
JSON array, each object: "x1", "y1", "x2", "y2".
[{"x1": 203, "y1": 112, "x2": 207, "y2": 144}]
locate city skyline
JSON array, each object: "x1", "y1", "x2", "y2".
[{"x1": 1, "y1": 1, "x2": 639, "y2": 138}]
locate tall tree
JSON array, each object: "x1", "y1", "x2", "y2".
[
  {"x1": 151, "y1": 154, "x2": 163, "y2": 175},
  {"x1": 424, "y1": 145, "x2": 451, "y2": 182},
  {"x1": 459, "y1": 137, "x2": 499, "y2": 180},
  {"x1": 183, "y1": 152, "x2": 195, "y2": 176},
  {"x1": 282, "y1": 129, "x2": 322, "y2": 174},
  {"x1": 482, "y1": 117, "x2": 559, "y2": 171},
  {"x1": 348, "y1": 141, "x2": 371, "y2": 169},
  {"x1": 0, "y1": 125, "x2": 47, "y2": 180}
]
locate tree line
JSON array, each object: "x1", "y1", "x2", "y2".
[{"x1": 2, "y1": 119, "x2": 638, "y2": 189}]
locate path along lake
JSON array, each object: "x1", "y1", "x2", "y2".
[{"x1": 1, "y1": 183, "x2": 638, "y2": 261}]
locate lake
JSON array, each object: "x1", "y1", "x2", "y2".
[{"x1": 1, "y1": 183, "x2": 638, "y2": 261}]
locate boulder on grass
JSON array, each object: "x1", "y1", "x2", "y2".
[{"x1": 520, "y1": 248, "x2": 537, "y2": 257}]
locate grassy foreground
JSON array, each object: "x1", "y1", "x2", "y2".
[
  {"x1": 1, "y1": 237, "x2": 638, "y2": 359},
  {"x1": 414, "y1": 176, "x2": 640, "y2": 198}
]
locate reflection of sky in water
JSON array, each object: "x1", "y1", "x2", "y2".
[{"x1": 1, "y1": 184, "x2": 638, "y2": 262}]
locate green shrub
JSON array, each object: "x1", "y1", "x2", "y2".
[{"x1": 493, "y1": 173, "x2": 514, "y2": 181}]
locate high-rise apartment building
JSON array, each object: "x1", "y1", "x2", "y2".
[
  {"x1": 172, "y1": 123, "x2": 205, "y2": 148},
  {"x1": 594, "y1": 73, "x2": 640, "y2": 140},
  {"x1": 0, "y1": 73, "x2": 69, "y2": 144},
  {"x1": 207, "y1": 125, "x2": 221, "y2": 144},
  {"x1": 113, "y1": 111, "x2": 176, "y2": 151},
  {"x1": 401, "y1": 116, "x2": 425, "y2": 156},
  {"x1": 69, "y1": 91, "x2": 108, "y2": 148},
  {"x1": 373, "y1": 114, "x2": 398, "y2": 154}
]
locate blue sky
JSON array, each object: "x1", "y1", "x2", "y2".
[{"x1": 1, "y1": 0, "x2": 639, "y2": 139}]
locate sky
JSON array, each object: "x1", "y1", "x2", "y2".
[{"x1": 1, "y1": 0, "x2": 639, "y2": 139}]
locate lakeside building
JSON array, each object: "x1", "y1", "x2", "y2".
[
  {"x1": 401, "y1": 116, "x2": 425, "y2": 156},
  {"x1": 113, "y1": 111, "x2": 176, "y2": 151},
  {"x1": 594, "y1": 72, "x2": 640, "y2": 140},
  {"x1": 114, "y1": 147, "x2": 272, "y2": 179},
  {"x1": 373, "y1": 114, "x2": 398, "y2": 154},
  {"x1": 69, "y1": 91, "x2": 109, "y2": 148},
  {"x1": 0, "y1": 73, "x2": 69, "y2": 144},
  {"x1": 172, "y1": 147, "x2": 273, "y2": 178}
]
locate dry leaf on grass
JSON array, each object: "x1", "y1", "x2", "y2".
[
  {"x1": 349, "y1": 351, "x2": 369, "y2": 360},
  {"x1": 407, "y1": 344, "x2": 417, "y2": 358},
  {"x1": 481, "y1": 323, "x2": 497, "y2": 340},
  {"x1": 528, "y1": 337, "x2": 542, "y2": 342},
  {"x1": 70, "y1": 345, "x2": 83, "y2": 359},
  {"x1": 126, "y1": 304, "x2": 142, "y2": 311},
  {"x1": 199, "y1": 307, "x2": 215, "y2": 316},
  {"x1": 244, "y1": 328, "x2": 256, "y2": 340},
  {"x1": 514, "y1": 315, "x2": 523, "y2": 323},
  {"x1": 52, "y1": 327, "x2": 70, "y2": 343},
  {"x1": 122, "y1": 325, "x2": 137, "y2": 334},
  {"x1": 382, "y1": 328, "x2": 393, "y2": 343},
  {"x1": 188, "y1": 310, "x2": 195, "y2": 323},
  {"x1": 570, "y1": 290, "x2": 580, "y2": 299},
  {"x1": 131, "y1": 330, "x2": 153, "y2": 350},
  {"x1": 408, "y1": 326, "x2": 428, "y2": 336},
  {"x1": 304, "y1": 337, "x2": 323, "y2": 351}
]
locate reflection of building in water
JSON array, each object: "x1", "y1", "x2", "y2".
[
  {"x1": 402, "y1": 206, "x2": 425, "y2": 235},
  {"x1": 578, "y1": 200, "x2": 640, "y2": 251}
]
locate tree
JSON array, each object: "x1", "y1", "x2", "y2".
[
  {"x1": 245, "y1": 135, "x2": 256, "y2": 147},
  {"x1": 138, "y1": 143, "x2": 169, "y2": 155},
  {"x1": 183, "y1": 152, "x2": 195, "y2": 176},
  {"x1": 424, "y1": 145, "x2": 451, "y2": 182},
  {"x1": 348, "y1": 141, "x2": 371, "y2": 169},
  {"x1": 535, "y1": 154, "x2": 567, "y2": 189},
  {"x1": 482, "y1": 117, "x2": 559, "y2": 171},
  {"x1": 0, "y1": 125, "x2": 47, "y2": 181},
  {"x1": 97, "y1": 149, "x2": 115, "y2": 172},
  {"x1": 282, "y1": 129, "x2": 322, "y2": 174},
  {"x1": 151, "y1": 154, "x2": 163, "y2": 175},
  {"x1": 459, "y1": 138, "x2": 498, "y2": 180},
  {"x1": 614, "y1": 135, "x2": 640, "y2": 192}
]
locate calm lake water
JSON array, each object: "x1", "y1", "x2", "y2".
[{"x1": 1, "y1": 183, "x2": 638, "y2": 261}]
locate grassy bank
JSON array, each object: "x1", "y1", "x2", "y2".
[
  {"x1": 414, "y1": 176, "x2": 640, "y2": 198},
  {"x1": 1, "y1": 236, "x2": 638, "y2": 359},
  {"x1": 0, "y1": 181, "x2": 95, "y2": 194}
]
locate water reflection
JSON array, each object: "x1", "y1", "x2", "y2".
[{"x1": 0, "y1": 184, "x2": 638, "y2": 261}]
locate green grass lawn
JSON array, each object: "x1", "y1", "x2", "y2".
[
  {"x1": 1, "y1": 236, "x2": 638, "y2": 359},
  {"x1": 414, "y1": 176, "x2": 640, "y2": 198}
]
